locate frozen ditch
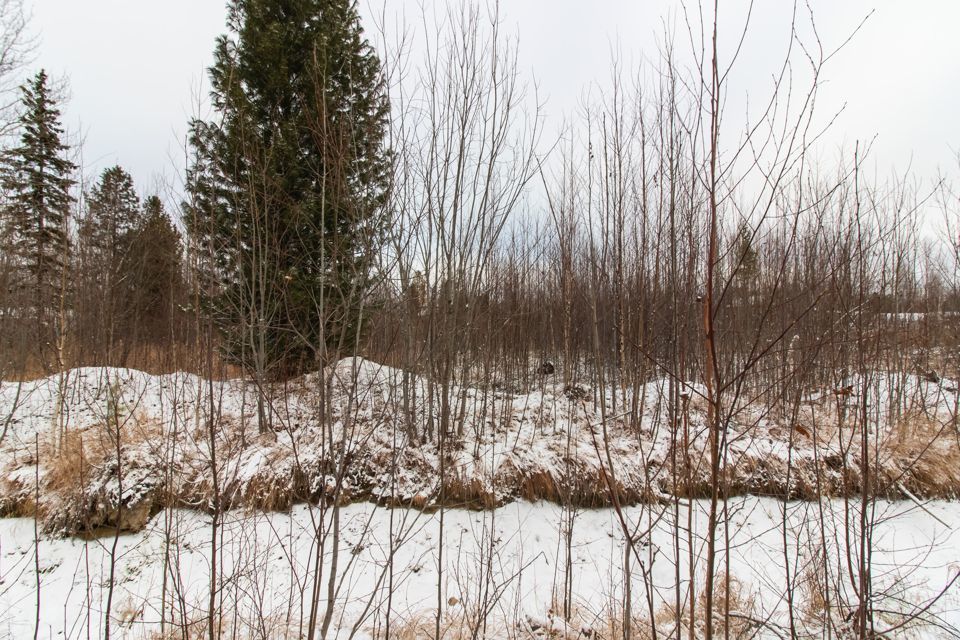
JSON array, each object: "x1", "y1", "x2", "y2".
[{"x1": 1, "y1": 497, "x2": 958, "y2": 639}]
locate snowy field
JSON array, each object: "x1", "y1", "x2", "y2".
[
  {"x1": 2, "y1": 362, "x2": 960, "y2": 637},
  {"x1": 1, "y1": 497, "x2": 958, "y2": 639}
]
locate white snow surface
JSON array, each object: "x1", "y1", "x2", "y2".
[
  {"x1": 1, "y1": 498, "x2": 958, "y2": 638},
  {"x1": 1, "y1": 360, "x2": 960, "y2": 637}
]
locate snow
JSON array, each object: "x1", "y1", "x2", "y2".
[
  {"x1": 1, "y1": 498, "x2": 958, "y2": 638},
  {"x1": 4, "y1": 360, "x2": 957, "y2": 539},
  {"x1": 2, "y1": 359, "x2": 960, "y2": 636}
]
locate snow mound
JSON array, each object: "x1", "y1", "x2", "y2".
[{"x1": 1, "y1": 360, "x2": 958, "y2": 535}]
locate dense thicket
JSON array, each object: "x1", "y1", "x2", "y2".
[
  {"x1": 0, "y1": 3, "x2": 952, "y2": 402},
  {"x1": 0, "y1": 4, "x2": 955, "y2": 404}
]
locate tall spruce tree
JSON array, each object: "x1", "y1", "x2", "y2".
[
  {"x1": 81, "y1": 166, "x2": 141, "y2": 267},
  {"x1": 77, "y1": 165, "x2": 142, "y2": 360},
  {"x1": 186, "y1": 0, "x2": 390, "y2": 377},
  {"x1": 129, "y1": 195, "x2": 182, "y2": 346},
  {"x1": 1, "y1": 70, "x2": 76, "y2": 357}
]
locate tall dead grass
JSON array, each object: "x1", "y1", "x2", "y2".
[
  {"x1": 379, "y1": 607, "x2": 497, "y2": 640},
  {"x1": 881, "y1": 411, "x2": 960, "y2": 497},
  {"x1": 2, "y1": 342, "x2": 245, "y2": 383},
  {"x1": 637, "y1": 573, "x2": 759, "y2": 640},
  {"x1": 33, "y1": 412, "x2": 164, "y2": 533}
]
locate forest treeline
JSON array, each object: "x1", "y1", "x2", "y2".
[
  {"x1": 0, "y1": 0, "x2": 958, "y2": 426},
  {"x1": 0, "y1": 69, "x2": 182, "y2": 373}
]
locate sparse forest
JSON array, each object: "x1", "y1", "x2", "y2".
[{"x1": 2, "y1": 0, "x2": 960, "y2": 638}]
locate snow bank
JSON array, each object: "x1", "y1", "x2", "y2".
[{"x1": 1, "y1": 360, "x2": 958, "y2": 536}]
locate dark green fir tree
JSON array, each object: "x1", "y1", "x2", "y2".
[
  {"x1": 1, "y1": 70, "x2": 76, "y2": 353},
  {"x1": 78, "y1": 165, "x2": 142, "y2": 353},
  {"x1": 81, "y1": 165, "x2": 142, "y2": 276},
  {"x1": 186, "y1": 0, "x2": 391, "y2": 378},
  {"x1": 130, "y1": 195, "x2": 182, "y2": 345}
]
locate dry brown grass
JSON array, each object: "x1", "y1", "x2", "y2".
[
  {"x1": 146, "y1": 619, "x2": 226, "y2": 640},
  {"x1": 115, "y1": 598, "x2": 146, "y2": 627},
  {"x1": 554, "y1": 601, "x2": 651, "y2": 640},
  {"x1": 121, "y1": 343, "x2": 247, "y2": 380},
  {"x1": 643, "y1": 573, "x2": 759, "y2": 640},
  {"x1": 380, "y1": 609, "x2": 479, "y2": 640},
  {"x1": 42, "y1": 411, "x2": 160, "y2": 484},
  {"x1": 146, "y1": 609, "x2": 309, "y2": 640},
  {"x1": 799, "y1": 547, "x2": 830, "y2": 627},
  {"x1": 700, "y1": 574, "x2": 758, "y2": 638},
  {"x1": 493, "y1": 457, "x2": 650, "y2": 508},
  {"x1": 882, "y1": 411, "x2": 960, "y2": 497},
  {"x1": 221, "y1": 450, "x2": 311, "y2": 512},
  {"x1": 30, "y1": 411, "x2": 164, "y2": 532},
  {"x1": 442, "y1": 471, "x2": 499, "y2": 509},
  {"x1": 1, "y1": 353, "x2": 54, "y2": 382},
  {"x1": 2, "y1": 342, "x2": 245, "y2": 383},
  {"x1": 144, "y1": 612, "x2": 297, "y2": 640},
  {"x1": 40, "y1": 423, "x2": 113, "y2": 508}
]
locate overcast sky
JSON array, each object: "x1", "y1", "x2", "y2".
[{"x1": 27, "y1": 0, "x2": 960, "y2": 200}]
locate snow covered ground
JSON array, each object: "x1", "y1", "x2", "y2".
[
  {"x1": 1, "y1": 498, "x2": 958, "y2": 639},
  {"x1": 2, "y1": 360, "x2": 958, "y2": 538},
  {"x1": 1, "y1": 360, "x2": 959, "y2": 637}
]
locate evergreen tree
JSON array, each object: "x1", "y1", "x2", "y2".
[
  {"x1": 186, "y1": 0, "x2": 391, "y2": 377},
  {"x1": 0, "y1": 70, "x2": 76, "y2": 354},
  {"x1": 734, "y1": 223, "x2": 759, "y2": 285},
  {"x1": 77, "y1": 165, "x2": 142, "y2": 359},
  {"x1": 80, "y1": 165, "x2": 141, "y2": 273},
  {"x1": 129, "y1": 195, "x2": 182, "y2": 345}
]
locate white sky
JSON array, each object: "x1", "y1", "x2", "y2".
[{"x1": 27, "y1": 0, "x2": 960, "y2": 200}]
